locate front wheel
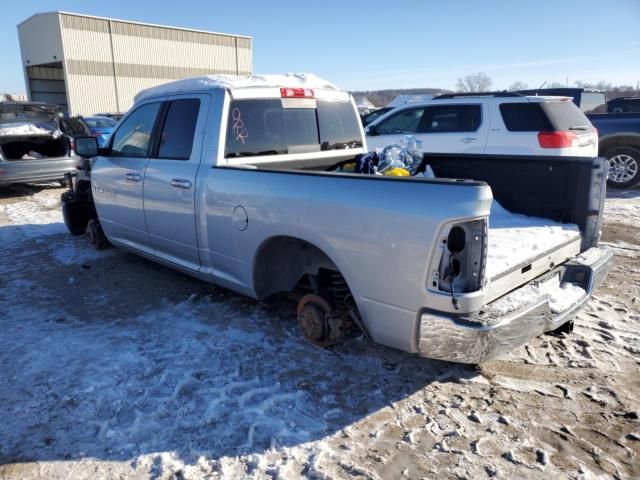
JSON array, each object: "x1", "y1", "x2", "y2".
[
  {"x1": 86, "y1": 219, "x2": 109, "y2": 250},
  {"x1": 605, "y1": 147, "x2": 640, "y2": 188}
]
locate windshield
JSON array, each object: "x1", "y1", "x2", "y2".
[
  {"x1": 225, "y1": 98, "x2": 362, "y2": 158},
  {"x1": 0, "y1": 108, "x2": 56, "y2": 125},
  {"x1": 0, "y1": 107, "x2": 58, "y2": 135}
]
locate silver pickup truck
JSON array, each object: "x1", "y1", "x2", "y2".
[{"x1": 61, "y1": 74, "x2": 613, "y2": 363}]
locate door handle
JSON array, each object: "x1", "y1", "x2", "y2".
[
  {"x1": 170, "y1": 178, "x2": 192, "y2": 189},
  {"x1": 125, "y1": 173, "x2": 141, "y2": 182},
  {"x1": 460, "y1": 137, "x2": 478, "y2": 143}
]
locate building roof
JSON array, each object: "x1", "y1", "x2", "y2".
[{"x1": 18, "y1": 11, "x2": 252, "y2": 40}]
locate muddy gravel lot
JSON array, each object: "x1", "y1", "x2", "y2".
[{"x1": 0, "y1": 184, "x2": 638, "y2": 480}]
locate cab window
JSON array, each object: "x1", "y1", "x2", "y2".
[
  {"x1": 157, "y1": 99, "x2": 201, "y2": 160},
  {"x1": 110, "y1": 102, "x2": 162, "y2": 157}
]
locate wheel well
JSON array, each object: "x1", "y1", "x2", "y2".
[
  {"x1": 253, "y1": 236, "x2": 338, "y2": 299},
  {"x1": 599, "y1": 135, "x2": 640, "y2": 156}
]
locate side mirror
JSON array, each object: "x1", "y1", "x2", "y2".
[
  {"x1": 366, "y1": 126, "x2": 378, "y2": 136},
  {"x1": 75, "y1": 136, "x2": 99, "y2": 158}
]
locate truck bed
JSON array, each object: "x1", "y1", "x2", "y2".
[
  {"x1": 224, "y1": 152, "x2": 604, "y2": 309},
  {"x1": 486, "y1": 201, "x2": 581, "y2": 301},
  {"x1": 487, "y1": 200, "x2": 581, "y2": 280}
]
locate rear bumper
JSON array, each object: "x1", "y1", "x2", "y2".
[
  {"x1": 0, "y1": 157, "x2": 81, "y2": 185},
  {"x1": 417, "y1": 246, "x2": 613, "y2": 364}
]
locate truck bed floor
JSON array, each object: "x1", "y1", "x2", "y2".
[{"x1": 486, "y1": 201, "x2": 581, "y2": 280}]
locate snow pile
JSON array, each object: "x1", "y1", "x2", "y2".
[
  {"x1": 548, "y1": 282, "x2": 586, "y2": 313},
  {"x1": 0, "y1": 121, "x2": 58, "y2": 137},
  {"x1": 487, "y1": 276, "x2": 585, "y2": 317},
  {"x1": 486, "y1": 201, "x2": 581, "y2": 279},
  {"x1": 134, "y1": 73, "x2": 339, "y2": 102}
]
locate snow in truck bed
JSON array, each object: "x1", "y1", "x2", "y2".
[{"x1": 486, "y1": 201, "x2": 581, "y2": 279}]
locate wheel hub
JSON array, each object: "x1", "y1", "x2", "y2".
[
  {"x1": 297, "y1": 294, "x2": 332, "y2": 346},
  {"x1": 608, "y1": 154, "x2": 638, "y2": 184}
]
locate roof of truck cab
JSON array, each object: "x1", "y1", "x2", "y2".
[{"x1": 134, "y1": 74, "x2": 341, "y2": 103}]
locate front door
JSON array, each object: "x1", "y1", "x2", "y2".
[
  {"x1": 90, "y1": 101, "x2": 163, "y2": 253},
  {"x1": 143, "y1": 94, "x2": 209, "y2": 270},
  {"x1": 365, "y1": 106, "x2": 426, "y2": 151}
]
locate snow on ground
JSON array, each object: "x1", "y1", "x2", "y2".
[
  {"x1": 603, "y1": 188, "x2": 640, "y2": 227},
  {"x1": 0, "y1": 185, "x2": 638, "y2": 479}
]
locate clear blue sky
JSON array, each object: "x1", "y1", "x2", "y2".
[{"x1": 2, "y1": 0, "x2": 639, "y2": 93}]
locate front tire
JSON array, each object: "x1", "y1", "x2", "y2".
[
  {"x1": 604, "y1": 146, "x2": 640, "y2": 188},
  {"x1": 86, "y1": 219, "x2": 109, "y2": 250}
]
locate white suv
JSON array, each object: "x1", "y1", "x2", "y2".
[{"x1": 365, "y1": 92, "x2": 598, "y2": 157}]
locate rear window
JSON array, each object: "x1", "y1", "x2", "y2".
[
  {"x1": 500, "y1": 103, "x2": 552, "y2": 132},
  {"x1": 580, "y1": 92, "x2": 606, "y2": 113},
  {"x1": 541, "y1": 101, "x2": 593, "y2": 131},
  {"x1": 0, "y1": 109, "x2": 54, "y2": 124},
  {"x1": 225, "y1": 99, "x2": 362, "y2": 158},
  {"x1": 317, "y1": 101, "x2": 363, "y2": 149},
  {"x1": 607, "y1": 99, "x2": 640, "y2": 113}
]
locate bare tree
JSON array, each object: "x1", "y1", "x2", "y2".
[
  {"x1": 574, "y1": 80, "x2": 612, "y2": 91},
  {"x1": 508, "y1": 81, "x2": 528, "y2": 91},
  {"x1": 456, "y1": 72, "x2": 492, "y2": 92}
]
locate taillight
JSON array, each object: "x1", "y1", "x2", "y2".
[
  {"x1": 280, "y1": 87, "x2": 314, "y2": 98},
  {"x1": 70, "y1": 140, "x2": 76, "y2": 155},
  {"x1": 433, "y1": 219, "x2": 487, "y2": 307},
  {"x1": 538, "y1": 131, "x2": 577, "y2": 148}
]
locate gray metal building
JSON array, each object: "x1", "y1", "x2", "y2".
[{"x1": 17, "y1": 12, "x2": 253, "y2": 115}]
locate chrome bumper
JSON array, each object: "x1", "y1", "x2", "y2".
[{"x1": 418, "y1": 246, "x2": 613, "y2": 364}]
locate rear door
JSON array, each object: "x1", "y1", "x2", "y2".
[
  {"x1": 415, "y1": 104, "x2": 487, "y2": 153},
  {"x1": 488, "y1": 101, "x2": 550, "y2": 155},
  {"x1": 91, "y1": 100, "x2": 163, "y2": 253},
  {"x1": 143, "y1": 94, "x2": 209, "y2": 270}
]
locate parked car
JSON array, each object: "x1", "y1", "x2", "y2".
[
  {"x1": 360, "y1": 107, "x2": 394, "y2": 126},
  {"x1": 365, "y1": 92, "x2": 598, "y2": 157},
  {"x1": 516, "y1": 88, "x2": 606, "y2": 113},
  {"x1": 94, "y1": 112, "x2": 124, "y2": 122},
  {"x1": 61, "y1": 75, "x2": 611, "y2": 364},
  {"x1": 84, "y1": 116, "x2": 117, "y2": 147},
  {"x1": 587, "y1": 111, "x2": 640, "y2": 187},
  {"x1": 0, "y1": 101, "x2": 88, "y2": 185},
  {"x1": 510, "y1": 90, "x2": 640, "y2": 187},
  {"x1": 606, "y1": 96, "x2": 640, "y2": 113}
]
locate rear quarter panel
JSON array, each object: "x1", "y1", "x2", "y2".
[{"x1": 197, "y1": 167, "x2": 492, "y2": 351}]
